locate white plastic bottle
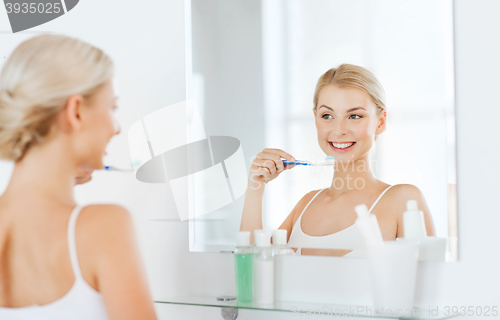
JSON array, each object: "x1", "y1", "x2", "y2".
[
  {"x1": 401, "y1": 200, "x2": 447, "y2": 260},
  {"x1": 354, "y1": 204, "x2": 384, "y2": 246},
  {"x1": 271, "y1": 229, "x2": 294, "y2": 302},
  {"x1": 253, "y1": 230, "x2": 274, "y2": 305},
  {"x1": 403, "y1": 200, "x2": 427, "y2": 240},
  {"x1": 271, "y1": 229, "x2": 295, "y2": 255}
]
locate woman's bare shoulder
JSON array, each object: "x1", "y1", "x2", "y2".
[
  {"x1": 383, "y1": 184, "x2": 427, "y2": 213},
  {"x1": 78, "y1": 204, "x2": 132, "y2": 229},
  {"x1": 386, "y1": 184, "x2": 426, "y2": 202},
  {"x1": 74, "y1": 205, "x2": 155, "y2": 317},
  {"x1": 76, "y1": 204, "x2": 135, "y2": 256},
  {"x1": 385, "y1": 184, "x2": 435, "y2": 237}
]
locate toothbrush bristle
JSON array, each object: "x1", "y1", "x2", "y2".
[{"x1": 325, "y1": 156, "x2": 335, "y2": 162}]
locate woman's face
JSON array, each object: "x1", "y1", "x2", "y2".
[
  {"x1": 77, "y1": 79, "x2": 120, "y2": 171},
  {"x1": 314, "y1": 85, "x2": 386, "y2": 163}
]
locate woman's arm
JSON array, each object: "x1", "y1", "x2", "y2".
[
  {"x1": 393, "y1": 184, "x2": 436, "y2": 238},
  {"x1": 239, "y1": 148, "x2": 295, "y2": 243},
  {"x1": 240, "y1": 188, "x2": 265, "y2": 244},
  {"x1": 81, "y1": 205, "x2": 157, "y2": 320}
]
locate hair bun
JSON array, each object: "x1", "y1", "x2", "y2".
[{"x1": 0, "y1": 34, "x2": 114, "y2": 162}]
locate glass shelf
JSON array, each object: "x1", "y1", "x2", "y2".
[{"x1": 155, "y1": 296, "x2": 458, "y2": 319}]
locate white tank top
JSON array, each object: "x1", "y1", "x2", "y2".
[
  {"x1": 288, "y1": 185, "x2": 394, "y2": 255},
  {"x1": 0, "y1": 206, "x2": 109, "y2": 320}
]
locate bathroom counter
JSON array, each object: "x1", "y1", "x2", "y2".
[{"x1": 155, "y1": 296, "x2": 459, "y2": 319}]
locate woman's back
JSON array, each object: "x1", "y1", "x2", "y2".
[
  {"x1": 0, "y1": 199, "x2": 156, "y2": 319},
  {"x1": 0, "y1": 203, "x2": 108, "y2": 319}
]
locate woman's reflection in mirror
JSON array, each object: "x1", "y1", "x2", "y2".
[{"x1": 240, "y1": 64, "x2": 436, "y2": 256}]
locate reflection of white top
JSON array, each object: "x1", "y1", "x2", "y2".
[
  {"x1": 0, "y1": 206, "x2": 109, "y2": 320},
  {"x1": 288, "y1": 185, "x2": 394, "y2": 256}
]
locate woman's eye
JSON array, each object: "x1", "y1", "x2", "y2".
[
  {"x1": 322, "y1": 114, "x2": 333, "y2": 120},
  {"x1": 349, "y1": 114, "x2": 362, "y2": 119}
]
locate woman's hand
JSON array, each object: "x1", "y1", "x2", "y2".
[
  {"x1": 75, "y1": 166, "x2": 94, "y2": 185},
  {"x1": 248, "y1": 148, "x2": 296, "y2": 191}
]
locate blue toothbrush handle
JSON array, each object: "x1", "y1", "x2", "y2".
[
  {"x1": 282, "y1": 161, "x2": 312, "y2": 166},
  {"x1": 103, "y1": 165, "x2": 134, "y2": 172}
]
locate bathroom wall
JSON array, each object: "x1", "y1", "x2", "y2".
[{"x1": 0, "y1": 0, "x2": 499, "y2": 319}]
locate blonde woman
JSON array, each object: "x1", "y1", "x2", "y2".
[
  {"x1": 240, "y1": 64, "x2": 436, "y2": 256},
  {"x1": 0, "y1": 35, "x2": 156, "y2": 319}
]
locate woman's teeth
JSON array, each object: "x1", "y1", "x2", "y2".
[{"x1": 331, "y1": 142, "x2": 355, "y2": 149}]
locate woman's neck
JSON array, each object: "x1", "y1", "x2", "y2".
[
  {"x1": 328, "y1": 154, "x2": 378, "y2": 196},
  {"x1": 2, "y1": 141, "x2": 77, "y2": 207}
]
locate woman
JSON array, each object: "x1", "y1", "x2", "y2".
[
  {"x1": 240, "y1": 64, "x2": 436, "y2": 256},
  {"x1": 0, "y1": 35, "x2": 157, "y2": 319}
]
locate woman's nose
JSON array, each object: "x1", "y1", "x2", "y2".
[{"x1": 333, "y1": 119, "x2": 348, "y2": 136}]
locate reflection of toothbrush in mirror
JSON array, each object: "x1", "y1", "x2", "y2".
[
  {"x1": 282, "y1": 156, "x2": 335, "y2": 167},
  {"x1": 103, "y1": 166, "x2": 134, "y2": 172}
]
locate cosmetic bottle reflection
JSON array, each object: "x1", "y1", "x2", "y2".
[
  {"x1": 253, "y1": 230, "x2": 274, "y2": 305},
  {"x1": 234, "y1": 231, "x2": 254, "y2": 303}
]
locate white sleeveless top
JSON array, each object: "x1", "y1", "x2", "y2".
[
  {"x1": 288, "y1": 185, "x2": 394, "y2": 256},
  {"x1": 0, "y1": 206, "x2": 109, "y2": 320}
]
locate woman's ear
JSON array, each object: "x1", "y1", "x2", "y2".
[
  {"x1": 375, "y1": 109, "x2": 387, "y2": 134},
  {"x1": 313, "y1": 108, "x2": 318, "y2": 127},
  {"x1": 60, "y1": 94, "x2": 85, "y2": 133}
]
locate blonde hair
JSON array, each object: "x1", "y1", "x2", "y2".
[
  {"x1": 0, "y1": 34, "x2": 114, "y2": 162},
  {"x1": 313, "y1": 64, "x2": 386, "y2": 113}
]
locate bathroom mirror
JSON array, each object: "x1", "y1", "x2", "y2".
[{"x1": 185, "y1": 0, "x2": 457, "y2": 259}]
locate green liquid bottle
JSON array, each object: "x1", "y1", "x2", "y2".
[{"x1": 234, "y1": 231, "x2": 254, "y2": 302}]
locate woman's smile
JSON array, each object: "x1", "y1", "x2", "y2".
[{"x1": 329, "y1": 141, "x2": 356, "y2": 152}]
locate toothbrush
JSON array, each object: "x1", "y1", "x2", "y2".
[
  {"x1": 282, "y1": 156, "x2": 335, "y2": 167},
  {"x1": 103, "y1": 165, "x2": 134, "y2": 172}
]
